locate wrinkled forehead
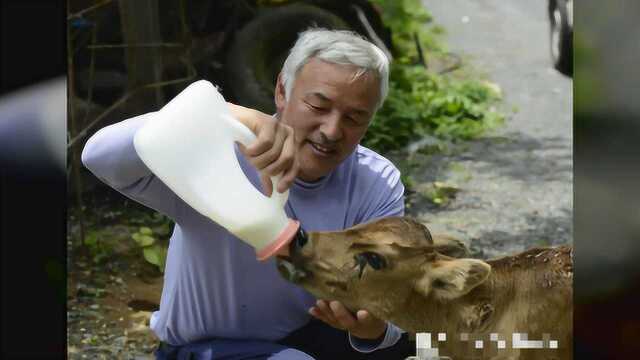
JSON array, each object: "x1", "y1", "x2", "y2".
[{"x1": 343, "y1": 217, "x2": 434, "y2": 248}]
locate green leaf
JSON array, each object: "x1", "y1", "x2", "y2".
[
  {"x1": 139, "y1": 227, "x2": 153, "y2": 236},
  {"x1": 143, "y1": 244, "x2": 168, "y2": 273},
  {"x1": 156, "y1": 223, "x2": 172, "y2": 236},
  {"x1": 84, "y1": 232, "x2": 98, "y2": 247},
  {"x1": 143, "y1": 246, "x2": 162, "y2": 267},
  {"x1": 132, "y1": 233, "x2": 155, "y2": 247}
]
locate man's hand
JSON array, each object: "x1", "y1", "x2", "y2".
[
  {"x1": 309, "y1": 300, "x2": 387, "y2": 340},
  {"x1": 227, "y1": 102, "x2": 298, "y2": 196}
]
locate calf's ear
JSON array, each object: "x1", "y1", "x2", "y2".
[
  {"x1": 415, "y1": 259, "x2": 491, "y2": 300},
  {"x1": 432, "y1": 234, "x2": 469, "y2": 258}
]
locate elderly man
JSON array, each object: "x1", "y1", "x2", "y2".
[{"x1": 82, "y1": 28, "x2": 411, "y2": 359}]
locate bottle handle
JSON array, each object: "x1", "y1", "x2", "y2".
[{"x1": 223, "y1": 114, "x2": 289, "y2": 204}]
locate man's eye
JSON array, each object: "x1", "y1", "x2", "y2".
[
  {"x1": 307, "y1": 103, "x2": 325, "y2": 112},
  {"x1": 346, "y1": 116, "x2": 366, "y2": 127}
]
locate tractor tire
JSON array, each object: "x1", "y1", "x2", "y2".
[
  {"x1": 302, "y1": 0, "x2": 393, "y2": 54},
  {"x1": 225, "y1": 4, "x2": 350, "y2": 113}
]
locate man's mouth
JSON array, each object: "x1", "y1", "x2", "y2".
[{"x1": 308, "y1": 141, "x2": 336, "y2": 157}]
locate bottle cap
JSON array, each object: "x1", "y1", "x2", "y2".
[{"x1": 256, "y1": 219, "x2": 300, "y2": 261}]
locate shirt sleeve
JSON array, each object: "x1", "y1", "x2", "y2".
[
  {"x1": 81, "y1": 112, "x2": 185, "y2": 222},
  {"x1": 348, "y1": 322, "x2": 405, "y2": 353},
  {"x1": 357, "y1": 162, "x2": 406, "y2": 223}
]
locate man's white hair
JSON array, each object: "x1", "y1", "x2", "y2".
[{"x1": 280, "y1": 28, "x2": 390, "y2": 110}]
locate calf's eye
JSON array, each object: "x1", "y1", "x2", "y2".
[
  {"x1": 364, "y1": 252, "x2": 387, "y2": 270},
  {"x1": 354, "y1": 251, "x2": 387, "y2": 272}
]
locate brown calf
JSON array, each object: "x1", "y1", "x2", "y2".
[{"x1": 277, "y1": 216, "x2": 572, "y2": 360}]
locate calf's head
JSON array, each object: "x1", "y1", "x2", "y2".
[{"x1": 277, "y1": 217, "x2": 491, "y2": 316}]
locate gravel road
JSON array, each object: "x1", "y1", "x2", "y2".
[{"x1": 406, "y1": 0, "x2": 573, "y2": 259}]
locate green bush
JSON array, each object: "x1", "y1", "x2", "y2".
[
  {"x1": 363, "y1": 0, "x2": 505, "y2": 154},
  {"x1": 363, "y1": 64, "x2": 504, "y2": 154},
  {"x1": 370, "y1": 0, "x2": 443, "y2": 62},
  {"x1": 130, "y1": 213, "x2": 172, "y2": 273}
]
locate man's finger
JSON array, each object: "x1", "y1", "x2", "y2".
[
  {"x1": 353, "y1": 309, "x2": 387, "y2": 340},
  {"x1": 244, "y1": 119, "x2": 276, "y2": 156},
  {"x1": 249, "y1": 129, "x2": 286, "y2": 169},
  {"x1": 316, "y1": 300, "x2": 339, "y2": 325},
  {"x1": 277, "y1": 134, "x2": 299, "y2": 191},
  {"x1": 237, "y1": 142, "x2": 248, "y2": 155},
  {"x1": 308, "y1": 306, "x2": 322, "y2": 319},
  {"x1": 329, "y1": 301, "x2": 357, "y2": 329},
  {"x1": 261, "y1": 145, "x2": 292, "y2": 178},
  {"x1": 266, "y1": 138, "x2": 296, "y2": 192},
  {"x1": 310, "y1": 306, "x2": 348, "y2": 331},
  {"x1": 356, "y1": 310, "x2": 372, "y2": 324},
  {"x1": 310, "y1": 306, "x2": 334, "y2": 326},
  {"x1": 309, "y1": 307, "x2": 330, "y2": 323},
  {"x1": 277, "y1": 159, "x2": 298, "y2": 194},
  {"x1": 260, "y1": 174, "x2": 273, "y2": 197}
]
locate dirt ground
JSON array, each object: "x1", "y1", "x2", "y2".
[{"x1": 67, "y1": 189, "x2": 165, "y2": 360}]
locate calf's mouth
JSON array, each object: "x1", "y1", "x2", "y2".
[
  {"x1": 276, "y1": 258, "x2": 311, "y2": 284},
  {"x1": 324, "y1": 280, "x2": 348, "y2": 292},
  {"x1": 276, "y1": 258, "x2": 351, "y2": 297}
]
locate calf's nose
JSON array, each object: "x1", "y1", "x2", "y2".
[
  {"x1": 289, "y1": 226, "x2": 309, "y2": 255},
  {"x1": 275, "y1": 227, "x2": 308, "y2": 261}
]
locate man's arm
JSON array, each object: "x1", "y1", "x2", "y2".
[
  {"x1": 82, "y1": 103, "x2": 300, "y2": 222},
  {"x1": 81, "y1": 112, "x2": 185, "y2": 221}
]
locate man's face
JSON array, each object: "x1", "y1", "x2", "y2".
[{"x1": 275, "y1": 58, "x2": 381, "y2": 182}]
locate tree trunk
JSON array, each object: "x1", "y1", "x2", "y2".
[{"x1": 118, "y1": 0, "x2": 165, "y2": 113}]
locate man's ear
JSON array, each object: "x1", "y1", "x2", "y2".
[
  {"x1": 415, "y1": 259, "x2": 490, "y2": 300},
  {"x1": 275, "y1": 72, "x2": 287, "y2": 113}
]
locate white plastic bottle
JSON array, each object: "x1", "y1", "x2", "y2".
[{"x1": 133, "y1": 80, "x2": 300, "y2": 260}]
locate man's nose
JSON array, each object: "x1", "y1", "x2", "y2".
[{"x1": 319, "y1": 112, "x2": 343, "y2": 141}]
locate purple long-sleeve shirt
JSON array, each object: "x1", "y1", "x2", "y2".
[{"x1": 81, "y1": 112, "x2": 405, "y2": 351}]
